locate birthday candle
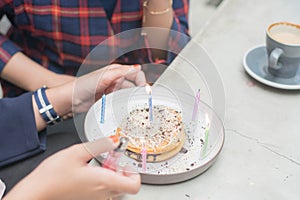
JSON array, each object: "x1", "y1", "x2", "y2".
[
  {"x1": 145, "y1": 84, "x2": 153, "y2": 122},
  {"x1": 148, "y1": 95, "x2": 153, "y2": 122},
  {"x1": 192, "y1": 89, "x2": 200, "y2": 121},
  {"x1": 141, "y1": 146, "x2": 147, "y2": 172},
  {"x1": 201, "y1": 113, "x2": 210, "y2": 157},
  {"x1": 100, "y1": 94, "x2": 106, "y2": 124}
]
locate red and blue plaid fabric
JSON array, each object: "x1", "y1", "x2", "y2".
[{"x1": 0, "y1": 0, "x2": 190, "y2": 97}]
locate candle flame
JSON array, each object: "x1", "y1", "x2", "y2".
[
  {"x1": 205, "y1": 113, "x2": 210, "y2": 127},
  {"x1": 145, "y1": 84, "x2": 152, "y2": 95}
]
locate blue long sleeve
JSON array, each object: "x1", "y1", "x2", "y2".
[{"x1": 0, "y1": 92, "x2": 46, "y2": 167}]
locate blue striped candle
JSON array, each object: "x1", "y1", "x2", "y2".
[
  {"x1": 146, "y1": 84, "x2": 153, "y2": 123},
  {"x1": 100, "y1": 94, "x2": 106, "y2": 124}
]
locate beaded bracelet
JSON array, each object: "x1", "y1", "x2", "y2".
[
  {"x1": 33, "y1": 86, "x2": 61, "y2": 125},
  {"x1": 143, "y1": 0, "x2": 173, "y2": 15}
]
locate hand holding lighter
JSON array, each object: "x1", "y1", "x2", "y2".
[{"x1": 103, "y1": 137, "x2": 129, "y2": 171}]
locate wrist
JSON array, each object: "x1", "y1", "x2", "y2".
[
  {"x1": 143, "y1": 0, "x2": 172, "y2": 14},
  {"x1": 144, "y1": 0, "x2": 172, "y2": 8},
  {"x1": 32, "y1": 94, "x2": 47, "y2": 131},
  {"x1": 46, "y1": 82, "x2": 73, "y2": 117},
  {"x1": 142, "y1": 0, "x2": 173, "y2": 28},
  {"x1": 32, "y1": 83, "x2": 73, "y2": 131}
]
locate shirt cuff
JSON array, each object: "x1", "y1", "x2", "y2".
[
  {"x1": 0, "y1": 92, "x2": 46, "y2": 167},
  {"x1": 0, "y1": 36, "x2": 22, "y2": 74}
]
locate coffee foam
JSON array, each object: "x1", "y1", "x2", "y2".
[{"x1": 269, "y1": 23, "x2": 300, "y2": 45}]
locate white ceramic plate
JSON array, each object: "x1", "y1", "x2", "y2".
[{"x1": 84, "y1": 86, "x2": 224, "y2": 184}]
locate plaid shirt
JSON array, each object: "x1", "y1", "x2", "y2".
[{"x1": 0, "y1": 0, "x2": 190, "y2": 97}]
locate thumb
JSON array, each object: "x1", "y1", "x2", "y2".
[
  {"x1": 98, "y1": 64, "x2": 141, "y2": 89},
  {"x1": 77, "y1": 137, "x2": 119, "y2": 161}
]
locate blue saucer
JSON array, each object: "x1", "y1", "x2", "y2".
[{"x1": 243, "y1": 45, "x2": 300, "y2": 90}]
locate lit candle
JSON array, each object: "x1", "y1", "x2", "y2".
[
  {"x1": 145, "y1": 84, "x2": 153, "y2": 122},
  {"x1": 141, "y1": 146, "x2": 147, "y2": 172},
  {"x1": 100, "y1": 94, "x2": 106, "y2": 124},
  {"x1": 201, "y1": 113, "x2": 210, "y2": 157},
  {"x1": 192, "y1": 89, "x2": 200, "y2": 121}
]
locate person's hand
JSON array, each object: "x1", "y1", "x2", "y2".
[
  {"x1": 33, "y1": 64, "x2": 146, "y2": 131},
  {"x1": 50, "y1": 64, "x2": 146, "y2": 119},
  {"x1": 71, "y1": 64, "x2": 146, "y2": 113},
  {"x1": 3, "y1": 137, "x2": 141, "y2": 200},
  {"x1": 116, "y1": 64, "x2": 146, "y2": 89}
]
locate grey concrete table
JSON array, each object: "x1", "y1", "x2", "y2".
[{"x1": 123, "y1": 0, "x2": 300, "y2": 199}]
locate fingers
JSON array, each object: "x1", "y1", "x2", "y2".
[
  {"x1": 80, "y1": 64, "x2": 145, "y2": 102},
  {"x1": 96, "y1": 168, "x2": 141, "y2": 194},
  {"x1": 120, "y1": 80, "x2": 136, "y2": 89},
  {"x1": 124, "y1": 67, "x2": 142, "y2": 82},
  {"x1": 100, "y1": 64, "x2": 146, "y2": 87},
  {"x1": 105, "y1": 64, "x2": 142, "y2": 80},
  {"x1": 122, "y1": 67, "x2": 146, "y2": 87},
  {"x1": 135, "y1": 71, "x2": 147, "y2": 86},
  {"x1": 71, "y1": 137, "x2": 119, "y2": 162},
  {"x1": 115, "y1": 70, "x2": 146, "y2": 89},
  {"x1": 111, "y1": 77, "x2": 125, "y2": 91},
  {"x1": 97, "y1": 64, "x2": 141, "y2": 90},
  {"x1": 111, "y1": 172, "x2": 141, "y2": 194}
]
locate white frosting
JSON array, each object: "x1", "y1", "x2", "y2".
[{"x1": 120, "y1": 105, "x2": 184, "y2": 152}]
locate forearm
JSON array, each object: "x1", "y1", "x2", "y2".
[
  {"x1": 142, "y1": 0, "x2": 174, "y2": 59},
  {"x1": 1, "y1": 52, "x2": 74, "y2": 91}
]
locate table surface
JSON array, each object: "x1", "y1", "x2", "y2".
[
  {"x1": 124, "y1": 0, "x2": 300, "y2": 199},
  {"x1": 1, "y1": 0, "x2": 300, "y2": 199}
]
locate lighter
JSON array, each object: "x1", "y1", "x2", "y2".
[{"x1": 102, "y1": 136, "x2": 129, "y2": 171}]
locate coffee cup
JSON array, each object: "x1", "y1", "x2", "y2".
[{"x1": 266, "y1": 22, "x2": 300, "y2": 78}]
